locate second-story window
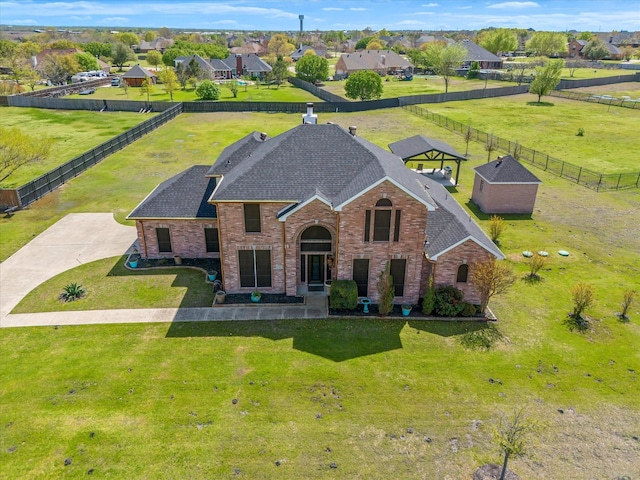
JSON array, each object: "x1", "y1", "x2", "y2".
[
  {"x1": 373, "y1": 198, "x2": 392, "y2": 242},
  {"x1": 244, "y1": 204, "x2": 261, "y2": 233}
]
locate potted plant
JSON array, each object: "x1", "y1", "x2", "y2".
[
  {"x1": 128, "y1": 248, "x2": 140, "y2": 268},
  {"x1": 207, "y1": 270, "x2": 218, "y2": 282},
  {"x1": 401, "y1": 304, "x2": 413, "y2": 316},
  {"x1": 251, "y1": 290, "x2": 262, "y2": 303},
  {"x1": 214, "y1": 290, "x2": 226, "y2": 304}
]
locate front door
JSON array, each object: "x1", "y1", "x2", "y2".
[{"x1": 307, "y1": 255, "x2": 325, "y2": 286}]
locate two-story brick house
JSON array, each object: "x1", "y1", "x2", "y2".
[{"x1": 128, "y1": 114, "x2": 503, "y2": 305}]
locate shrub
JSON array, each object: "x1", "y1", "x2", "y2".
[
  {"x1": 434, "y1": 285, "x2": 465, "y2": 317},
  {"x1": 576, "y1": 127, "x2": 585, "y2": 136},
  {"x1": 460, "y1": 302, "x2": 477, "y2": 317},
  {"x1": 329, "y1": 280, "x2": 357, "y2": 310},
  {"x1": 422, "y1": 281, "x2": 435, "y2": 315},
  {"x1": 620, "y1": 290, "x2": 635, "y2": 320},
  {"x1": 60, "y1": 282, "x2": 86, "y2": 302},
  {"x1": 569, "y1": 282, "x2": 595, "y2": 320},
  {"x1": 489, "y1": 215, "x2": 505, "y2": 245},
  {"x1": 460, "y1": 325, "x2": 503, "y2": 350},
  {"x1": 377, "y1": 262, "x2": 395, "y2": 316},
  {"x1": 195, "y1": 79, "x2": 220, "y2": 100}
]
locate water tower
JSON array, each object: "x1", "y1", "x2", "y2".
[{"x1": 299, "y1": 15, "x2": 304, "y2": 34}]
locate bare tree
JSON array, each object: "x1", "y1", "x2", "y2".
[
  {"x1": 464, "y1": 126, "x2": 473, "y2": 157},
  {"x1": 470, "y1": 258, "x2": 516, "y2": 314},
  {"x1": 493, "y1": 409, "x2": 537, "y2": 480},
  {"x1": 619, "y1": 290, "x2": 635, "y2": 321},
  {"x1": 485, "y1": 135, "x2": 498, "y2": 162},
  {"x1": 0, "y1": 127, "x2": 53, "y2": 184}
]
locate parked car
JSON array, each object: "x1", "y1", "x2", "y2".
[
  {"x1": 78, "y1": 88, "x2": 96, "y2": 95},
  {"x1": 110, "y1": 77, "x2": 121, "y2": 86}
]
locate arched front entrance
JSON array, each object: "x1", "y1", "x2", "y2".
[{"x1": 299, "y1": 225, "x2": 333, "y2": 292}]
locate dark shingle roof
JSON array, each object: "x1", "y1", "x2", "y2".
[
  {"x1": 224, "y1": 53, "x2": 272, "y2": 73},
  {"x1": 388, "y1": 135, "x2": 465, "y2": 161},
  {"x1": 122, "y1": 64, "x2": 156, "y2": 78},
  {"x1": 460, "y1": 40, "x2": 503, "y2": 63},
  {"x1": 338, "y1": 50, "x2": 413, "y2": 71},
  {"x1": 128, "y1": 166, "x2": 217, "y2": 219},
  {"x1": 174, "y1": 54, "x2": 215, "y2": 74},
  {"x1": 206, "y1": 123, "x2": 436, "y2": 210},
  {"x1": 424, "y1": 176, "x2": 504, "y2": 260},
  {"x1": 474, "y1": 155, "x2": 541, "y2": 184}
]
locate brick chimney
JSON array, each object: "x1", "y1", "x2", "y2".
[{"x1": 235, "y1": 54, "x2": 243, "y2": 76}]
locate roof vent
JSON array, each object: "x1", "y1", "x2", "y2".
[
  {"x1": 302, "y1": 102, "x2": 317, "y2": 125},
  {"x1": 349, "y1": 126, "x2": 357, "y2": 136},
  {"x1": 260, "y1": 132, "x2": 267, "y2": 141}
]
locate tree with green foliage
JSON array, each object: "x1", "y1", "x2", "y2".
[
  {"x1": 144, "y1": 30, "x2": 157, "y2": 42},
  {"x1": 146, "y1": 50, "x2": 163, "y2": 70},
  {"x1": 344, "y1": 70, "x2": 383, "y2": 101},
  {"x1": 186, "y1": 57, "x2": 203, "y2": 80},
  {"x1": 470, "y1": 258, "x2": 516, "y2": 314},
  {"x1": 75, "y1": 52, "x2": 98, "y2": 71},
  {"x1": 478, "y1": 28, "x2": 518, "y2": 55},
  {"x1": 422, "y1": 277, "x2": 435, "y2": 315},
  {"x1": 175, "y1": 62, "x2": 190, "y2": 89},
  {"x1": 267, "y1": 33, "x2": 295, "y2": 57},
  {"x1": 295, "y1": 54, "x2": 328, "y2": 84},
  {"x1": 42, "y1": 53, "x2": 80, "y2": 84},
  {"x1": 577, "y1": 31, "x2": 593, "y2": 41},
  {"x1": 227, "y1": 80, "x2": 239, "y2": 98},
  {"x1": 467, "y1": 60, "x2": 480, "y2": 79},
  {"x1": 355, "y1": 37, "x2": 373, "y2": 50},
  {"x1": 111, "y1": 43, "x2": 135, "y2": 71},
  {"x1": 84, "y1": 41, "x2": 112, "y2": 59},
  {"x1": 377, "y1": 262, "x2": 395, "y2": 316},
  {"x1": 366, "y1": 38, "x2": 385, "y2": 50},
  {"x1": 271, "y1": 55, "x2": 289, "y2": 88},
  {"x1": 0, "y1": 126, "x2": 53, "y2": 185},
  {"x1": 48, "y1": 39, "x2": 76, "y2": 50},
  {"x1": 157, "y1": 68, "x2": 178, "y2": 101},
  {"x1": 195, "y1": 79, "x2": 220, "y2": 100},
  {"x1": 22, "y1": 68, "x2": 41, "y2": 91},
  {"x1": 526, "y1": 31, "x2": 566, "y2": 57},
  {"x1": 529, "y1": 59, "x2": 563, "y2": 103},
  {"x1": 158, "y1": 27, "x2": 172, "y2": 39},
  {"x1": 161, "y1": 40, "x2": 228, "y2": 67},
  {"x1": 493, "y1": 409, "x2": 537, "y2": 480},
  {"x1": 422, "y1": 42, "x2": 467, "y2": 93},
  {"x1": 116, "y1": 32, "x2": 140, "y2": 48},
  {"x1": 139, "y1": 78, "x2": 153, "y2": 102},
  {"x1": 582, "y1": 38, "x2": 610, "y2": 61}
]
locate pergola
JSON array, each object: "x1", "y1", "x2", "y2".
[{"x1": 388, "y1": 135, "x2": 466, "y2": 186}]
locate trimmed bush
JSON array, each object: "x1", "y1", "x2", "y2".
[
  {"x1": 422, "y1": 283, "x2": 435, "y2": 315},
  {"x1": 195, "y1": 80, "x2": 220, "y2": 100},
  {"x1": 377, "y1": 263, "x2": 394, "y2": 316},
  {"x1": 434, "y1": 285, "x2": 465, "y2": 317},
  {"x1": 329, "y1": 280, "x2": 358, "y2": 310},
  {"x1": 460, "y1": 302, "x2": 478, "y2": 317}
]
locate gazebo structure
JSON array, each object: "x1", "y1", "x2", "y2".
[{"x1": 388, "y1": 135, "x2": 466, "y2": 186}]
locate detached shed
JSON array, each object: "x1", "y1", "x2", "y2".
[
  {"x1": 472, "y1": 155, "x2": 541, "y2": 215},
  {"x1": 122, "y1": 64, "x2": 156, "y2": 87}
]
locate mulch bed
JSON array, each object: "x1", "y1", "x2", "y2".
[
  {"x1": 329, "y1": 300, "x2": 488, "y2": 320},
  {"x1": 133, "y1": 257, "x2": 221, "y2": 272},
  {"x1": 223, "y1": 293, "x2": 304, "y2": 305}
]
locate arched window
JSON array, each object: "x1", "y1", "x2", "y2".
[
  {"x1": 376, "y1": 198, "x2": 392, "y2": 207},
  {"x1": 300, "y1": 226, "x2": 332, "y2": 252},
  {"x1": 457, "y1": 264, "x2": 469, "y2": 283},
  {"x1": 373, "y1": 198, "x2": 392, "y2": 241}
]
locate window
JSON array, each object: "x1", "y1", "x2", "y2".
[
  {"x1": 244, "y1": 204, "x2": 261, "y2": 233},
  {"x1": 204, "y1": 228, "x2": 219, "y2": 253},
  {"x1": 156, "y1": 228, "x2": 172, "y2": 253},
  {"x1": 373, "y1": 199, "x2": 392, "y2": 242},
  {"x1": 364, "y1": 210, "x2": 371, "y2": 242},
  {"x1": 457, "y1": 264, "x2": 469, "y2": 283},
  {"x1": 390, "y1": 259, "x2": 406, "y2": 297},
  {"x1": 238, "y1": 249, "x2": 272, "y2": 288},
  {"x1": 353, "y1": 259, "x2": 369, "y2": 297},
  {"x1": 393, "y1": 210, "x2": 402, "y2": 242},
  {"x1": 300, "y1": 226, "x2": 332, "y2": 252},
  {"x1": 479, "y1": 179, "x2": 484, "y2": 192}
]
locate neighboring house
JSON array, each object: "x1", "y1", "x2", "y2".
[
  {"x1": 568, "y1": 39, "x2": 588, "y2": 58},
  {"x1": 471, "y1": 155, "x2": 542, "y2": 215},
  {"x1": 138, "y1": 37, "x2": 174, "y2": 53},
  {"x1": 229, "y1": 42, "x2": 266, "y2": 56},
  {"x1": 460, "y1": 40, "x2": 503, "y2": 69},
  {"x1": 335, "y1": 50, "x2": 413, "y2": 77},
  {"x1": 32, "y1": 48, "x2": 82, "y2": 72},
  {"x1": 291, "y1": 45, "x2": 328, "y2": 61},
  {"x1": 174, "y1": 54, "x2": 216, "y2": 79},
  {"x1": 122, "y1": 64, "x2": 156, "y2": 86},
  {"x1": 128, "y1": 108, "x2": 503, "y2": 306},
  {"x1": 224, "y1": 53, "x2": 272, "y2": 79}
]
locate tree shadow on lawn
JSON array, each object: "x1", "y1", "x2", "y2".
[
  {"x1": 106, "y1": 256, "x2": 213, "y2": 309},
  {"x1": 408, "y1": 320, "x2": 488, "y2": 337},
  {"x1": 165, "y1": 318, "x2": 407, "y2": 362}
]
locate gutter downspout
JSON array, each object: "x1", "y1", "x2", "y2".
[{"x1": 282, "y1": 220, "x2": 287, "y2": 294}]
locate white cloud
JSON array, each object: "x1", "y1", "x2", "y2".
[
  {"x1": 414, "y1": 11, "x2": 435, "y2": 15},
  {"x1": 97, "y1": 17, "x2": 129, "y2": 24},
  {"x1": 487, "y1": 1, "x2": 540, "y2": 8},
  {"x1": 458, "y1": 6, "x2": 472, "y2": 9},
  {"x1": 349, "y1": 8, "x2": 367, "y2": 11},
  {"x1": 422, "y1": 3, "x2": 439, "y2": 6},
  {"x1": 322, "y1": 7, "x2": 344, "y2": 11},
  {"x1": 5, "y1": 18, "x2": 38, "y2": 25}
]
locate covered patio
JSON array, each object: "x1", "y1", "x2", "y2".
[{"x1": 388, "y1": 135, "x2": 467, "y2": 186}]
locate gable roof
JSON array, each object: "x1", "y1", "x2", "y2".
[
  {"x1": 388, "y1": 135, "x2": 466, "y2": 161},
  {"x1": 138, "y1": 37, "x2": 174, "y2": 51},
  {"x1": 338, "y1": 50, "x2": 413, "y2": 71},
  {"x1": 127, "y1": 166, "x2": 217, "y2": 219},
  {"x1": 174, "y1": 54, "x2": 215, "y2": 74},
  {"x1": 460, "y1": 40, "x2": 503, "y2": 63},
  {"x1": 291, "y1": 45, "x2": 327, "y2": 60},
  {"x1": 474, "y1": 155, "x2": 541, "y2": 184},
  {"x1": 224, "y1": 53, "x2": 272, "y2": 73},
  {"x1": 423, "y1": 176, "x2": 504, "y2": 260},
  {"x1": 122, "y1": 64, "x2": 156, "y2": 78},
  {"x1": 206, "y1": 123, "x2": 436, "y2": 211}
]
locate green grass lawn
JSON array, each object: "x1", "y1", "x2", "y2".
[
  {"x1": 422, "y1": 93, "x2": 640, "y2": 173},
  {"x1": 2, "y1": 108, "x2": 640, "y2": 478},
  {"x1": 66, "y1": 82, "x2": 318, "y2": 103},
  {"x1": 0, "y1": 108, "x2": 149, "y2": 188},
  {"x1": 559, "y1": 67, "x2": 635, "y2": 79},
  {"x1": 321, "y1": 76, "x2": 517, "y2": 99}
]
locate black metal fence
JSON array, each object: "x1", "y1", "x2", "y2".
[
  {"x1": 288, "y1": 77, "x2": 346, "y2": 103},
  {"x1": 7, "y1": 95, "x2": 177, "y2": 112},
  {"x1": 13, "y1": 103, "x2": 183, "y2": 207},
  {"x1": 556, "y1": 73, "x2": 639, "y2": 89},
  {"x1": 548, "y1": 89, "x2": 639, "y2": 109},
  {"x1": 402, "y1": 104, "x2": 640, "y2": 191},
  {"x1": 16, "y1": 77, "x2": 112, "y2": 98}
]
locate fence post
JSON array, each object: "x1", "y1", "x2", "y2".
[
  {"x1": 559, "y1": 158, "x2": 563, "y2": 177},
  {"x1": 636, "y1": 171, "x2": 640, "y2": 188},
  {"x1": 597, "y1": 174, "x2": 603, "y2": 192},
  {"x1": 576, "y1": 166, "x2": 582, "y2": 184},
  {"x1": 616, "y1": 174, "x2": 622, "y2": 190}
]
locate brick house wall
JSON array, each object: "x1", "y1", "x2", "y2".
[
  {"x1": 568, "y1": 39, "x2": 584, "y2": 58},
  {"x1": 433, "y1": 239, "x2": 494, "y2": 305},
  {"x1": 471, "y1": 175, "x2": 539, "y2": 214},
  {"x1": 135, "y1": 219, "x2": 219, "y2": 259},
  {"x1": 336, "y1": 180, "x2": 428, "y2": 304},
  {"x1": 215, "y1": 202, "x2": 286, "y2": 294}
]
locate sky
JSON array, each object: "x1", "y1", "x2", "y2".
[{"x1": 1, "y1": 0, "x2": 638, "y2": 32}]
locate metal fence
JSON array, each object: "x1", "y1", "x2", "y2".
[
  {"x1": 16, "y1": 77, "x2": 112, "y2": 98},
  {"x1": 556, "y1": 73, "x2": 639, "y2": 89},
  {"x1": 548, "y1": 89, "x2": 639, "y2": 109},
  {"x1": 402, "y1": 104, "x2": 640, "y2": 191},
  {"x1": 7, "y1": 95, "x2": 177, "y2": 112},
  {"x1": 12, "y1": 103, "x2": 183, "y2": 207}
]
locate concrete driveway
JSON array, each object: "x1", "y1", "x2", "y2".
[{"x1": 0, "y1": 213, "x2": 137, "y2": 322}]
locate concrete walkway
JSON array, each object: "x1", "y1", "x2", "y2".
[{"x1": 1, "y1": 213, "x2": 327, "y2": 328}]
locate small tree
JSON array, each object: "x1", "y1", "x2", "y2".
[
  {"x1": 175, "y1": 63, "x2": 190, "y2": 90},
  {"x1": 344, "y1": 70, "x2": 383, "y2": 101},
  {"x1": 526, "y1": 253, "x2": 546, "y2": 279},
  {"x1": 228, "y1": 80, "x2": 239, "y2": 98},
  {"x1": 111, "y1": 43, "x2": 135, "y2": 71},
  {"x1": 470, "y1": 258, "x2": 516, "y2": 314},
  {"x1": 493, "y1": 409, "x2": 536, "y2": 480},
  {"x1": 139, "y1": 78, "x2": 153, "y2": 102},
  {"x1": 485, "y1": 135, "x2": 498, "y2": 162},
  {"x1": 620, "y1": 290, "x2": 635, "y2": 320},
  {"x1": 195, "y1": 79, "x2": 220, "y2": 100},
  {"x1": 376, "y1": 262, "x2": 395, "y2": 316},
  {"x1": 295, "y1": 54, "x2": 329, "y2": 84},
  {"x1": 422, "y1": 42, "x2": 467, "y2": 93},
  {"x1": 157, "y1": 68, "x2": 177, "y2": 101},
  {"x1": 121, "y1": 78, "x2": 129, "y2": 96},
  {"x1": 529, "y1": 59, "x2": 563, "y2": 103},
  {"x1": 569, "y1": 282, "x2": 595, "y2": 321},
  {"x1": 463, "y1": 126, "x2": 473, "y2": 157},
  {"x1": 582, "y1": 38, "x2": 610, "y2": 61},
  {"x1": 271, "y1": 55, "x2": 289, "y2": 89},
  {"x1": 146, "y1": 50, "x2": 163, "y2": 71},
  {"x1": 488, "y1": 215, "x2": 505, "y2": 245},
  {"x1": 0, "y1": 126, "x2": 53, "y2": 185},
  {"x1": 511, "y1": 141, "x2": 522, "y2": 160}
]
